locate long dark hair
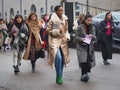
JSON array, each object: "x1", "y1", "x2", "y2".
[
  {"x1": 83, "y1": 14, "x2": 93, "y2": 33},
  {"x1": 83, "y1": 14, "x2": 92, "y2": 24},
  {"x1": 14, "y1": 14, "x2": 24, "y2": 29},
  {"x1": 104, "y1": 12, "x2": 113, "y2": 22}
]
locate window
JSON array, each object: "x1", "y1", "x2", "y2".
[
  {"x1": 5, "y1": 12, "x2": 7, "y2": 17},
  {"x1": 24, "y1": 10, "x2": 27, "y2": 20},
  {"x1": 75, "y1": 3, "x2": 80, "y2": 17},
  {"x1": 40, "y1": 7, "x2": 44, "y2": 14},
  {"x1": 17, "y1": 10, "x2": 19, "y2": 14},
  {"x1": 40, "y1": 7, "x2": 45, "y2": 17},
  {"x1": 75, "y1": 3, "x2": 80, "y2": 10},
  {"x1": 10, "y1": 8, "x2": 14, "y2": 18},
  {"x1": 0, "y1": 13, "x2": 2, "y2": 17},
  {"x1": 31, "y1": 4, "x2": 36, "y2": 13},
  {"x1": 24, "y1": 10, "x2": 27, "y2": 15},
  {"x1": 5, "y1": 12, "x2": 7, "y2": 20},
  {"x1": 50, "y1": 6, "x2": 54, "y2": 13}
]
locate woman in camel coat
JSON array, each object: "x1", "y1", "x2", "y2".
[{"x1": 23, "y1": 12, "x2": 43, "y2": 73}]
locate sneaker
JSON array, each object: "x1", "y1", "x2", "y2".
[{"x1": 13, "y1": 65, "x2": 20, "y2": 74}]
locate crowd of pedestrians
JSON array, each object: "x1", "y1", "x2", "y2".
[{"x1": 0, "y1": 5, "x2": 114, "y2": 84}]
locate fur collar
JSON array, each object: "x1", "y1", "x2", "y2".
[{"x1": 50, "y1": 13, "x2": 68, "y2": 22}]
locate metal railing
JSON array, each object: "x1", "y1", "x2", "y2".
[{"x1": 75, "y1": 2, "x2": 110, "y2": 16}]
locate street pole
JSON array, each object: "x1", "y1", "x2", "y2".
[
  {"x1": 20, "y1": 0, "x2": 22, "y2": 15},
  {"x1": 46, "y1": 0, "x2": 48, "y2": 14},
  {"x1": 86, "y1": 0, "x2": 89, "y2": 14},
  {"x1": 2, "y1": 0, "x2": 4, "y2": 19}
]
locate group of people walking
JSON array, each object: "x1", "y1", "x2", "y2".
[{"x1": 0, "y1": 5, "x2": 114, "y2": 84}]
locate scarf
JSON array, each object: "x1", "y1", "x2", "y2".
[{"x1": 27, "y1": 21, "x2": 42, "y2": 50}]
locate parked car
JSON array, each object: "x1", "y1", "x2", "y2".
[{"x1": 92, "y1": 12, "x2": 120, "y2": 50}]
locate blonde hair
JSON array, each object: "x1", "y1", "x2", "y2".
[{"x1": 79, "y1": 14, "x2": 85, "y2": 22}]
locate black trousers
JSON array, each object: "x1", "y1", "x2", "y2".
[
  {"x1": 81, "y1": 45, "x2": 92, "y2": 75},
  {"x1": 101, "y1": 35, "x2": 112, "y2": 60},
  {"x1": 81, "y1": 62, "x2": 91, "y2": 75}
]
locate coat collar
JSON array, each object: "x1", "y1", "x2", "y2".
[{"x1": 50, "y1": 13, "x2": 68, "y2": 22}]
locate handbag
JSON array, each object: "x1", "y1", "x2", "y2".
[
  {"x1": 35, "y1": 48, "x2": 45, "y2": 59},
  {"x1": 39, "y1": 49, "x2": 45, "y2": 58}
]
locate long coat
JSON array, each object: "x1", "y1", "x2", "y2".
[
  {"x1": 23, "y1": 21, "x2": 42, "y2": 60},
  {"x1": 75, "y1": 24, "x2": 96, "y2": 67},
  {"x1": 46, "y1": 13, "x2": 70, "y2": 68},
  {"x1": 99, "y1": 20, "x2": 114, "y2": 60}
]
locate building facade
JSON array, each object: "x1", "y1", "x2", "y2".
[
  {"x1": 0, "y1": 0, "x2": 62, "y2": 21},
  {"x1": 0, "y1": 0, "x2": 120, "y2": 21}
]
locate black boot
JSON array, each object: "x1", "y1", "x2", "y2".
[
  {"x1": 31, "y1": 61, "x2": 36, "y2": 73},
  {"x1": 103, "y1": 59, "x2": 110, "y2": 65},
  {"x1": 81, "y1": 74, "x2": 89, "y2": 82},
  {"x1": 13, "y1": 65, "x2": 20, "y2": 74}
]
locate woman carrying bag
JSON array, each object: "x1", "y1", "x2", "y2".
[
  {"x1": 23, "y1": 12, "x2": 43, "y2": 73},
  {"x1": 76, "y1": 14, "x2": 96, "y2": 82}
]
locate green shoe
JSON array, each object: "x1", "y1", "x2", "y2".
[{"x1": 56, "y1": 77, "x2": 63, "y2": 84}]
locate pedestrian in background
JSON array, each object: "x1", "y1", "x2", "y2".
[
  {"x1": 23, "y1": 12, "x2": 43, "y2": 73},
  {"x1": 0, "y1": 18, "x2": 8, "y2": 51},
  {"x1": 76, "y1": 14, "x2": 96, "y2": 82},
  {"x1": 73, "y1": 14, "x2": 85, "y2": 30},
  {"x1": 99, "y1": 12, "x2": 114, "y2": 65},
  {"x1": 47, "y1": 5, "x2": 70, "y2": 84},
  {"x1": 7, "y1": 18, "x2": 14, "y2": 31},
  {"x1": 40, "y1": 17, "x2": 47, "y2": 50}
]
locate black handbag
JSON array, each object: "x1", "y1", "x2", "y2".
[
  {"x1": 39, "y1": 49, "x2": 45, "y2": 58},
  {"x1": 79, "y1": 41, "x2": 88, "y2": 47},
  {"x1": 35, "y1": 49, "x2": 45, "y2": 59}
]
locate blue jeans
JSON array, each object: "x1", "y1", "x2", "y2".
[{"x1": 55, "y1": 48, "x2": 64, "y2": 77}]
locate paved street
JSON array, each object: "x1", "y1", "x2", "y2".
[{"x1": 0, "y1": 48, "x2": 120, "y2": 90}]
